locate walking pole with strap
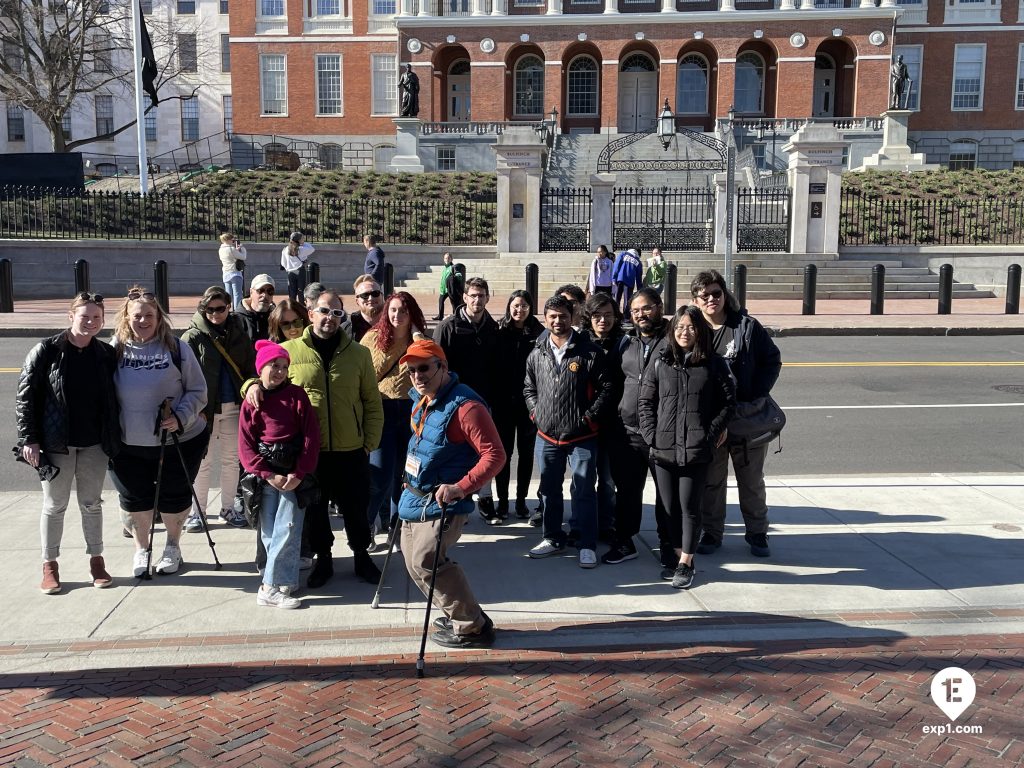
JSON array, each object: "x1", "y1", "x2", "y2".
[
  {"x1": 168, "y1": 429, "x2": 223, "y2": 570},
  {"x1": 370, "y1": 510, "x2": 402, "y2": 609},
  {"x1": 416, "y1": 501, "x2": 449, "y2": 679},
  {"x1": 142, "y1": 399, "x2": 173, "y2": 581}
]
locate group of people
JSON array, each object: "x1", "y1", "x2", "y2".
[
  {"x1": 14, "y1": 241, "x2": 780, "y2": 650},
  {"x1": 587, "y1": 245, "x2": 667, "y2": 314}
]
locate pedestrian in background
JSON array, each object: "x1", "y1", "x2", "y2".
[
  {"x1": 218, "y1": 233, "x2": 246, "y2": 310},
  {"x1": 645, "y1": 248, "x2": 667, "y2": 296},
  {"x1": 586, "y1": 245, "x2": 614, "y2": 297},
  {"x1": 16, "y1": 292, "x2": 121, "y2": 594},
  {"x1": 434, "y1": 252, "x2": 463, "y2": 320},
  {"x1": 638, "y1": 305, "x2": 735, "y2": 589},
  {"x1": 612, "y1": 248, "x2": 644, "y2": 316},
  {"x1": 363, "y1": 234, "x2": 386, "y2": 286},
  {"x1": 281, "y1": 231, "x2": 314, "y2": 303}
]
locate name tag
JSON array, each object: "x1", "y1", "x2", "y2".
[{"x1": 405, "y1": 454, "x2": 422, "y2": 478}]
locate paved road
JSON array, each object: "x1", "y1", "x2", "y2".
[{"x1": 2, "y1": 336, "x2": 1022, "y2": 491}]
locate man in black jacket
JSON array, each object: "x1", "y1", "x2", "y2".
[
  {"x1": 237, "y1": 274, "x2": 276, "y2": 343},
  {"x1": 363, "y1": 235, "x2": 385, "y2": 286},
  {"x1": 524, "y1": 296, "x2": 613, "y2": 569}
]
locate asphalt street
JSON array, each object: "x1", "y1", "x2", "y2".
[{"x1": 1, "y1": 335, "x2": 1022, "y2": 492}]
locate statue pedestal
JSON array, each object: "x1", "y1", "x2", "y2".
[
  {"x1": 853, "y1": 110, "x2": 938, "y2": 172},
  {"x1": 492, "y1": 127, "x2": 544, "y2": 253},
  {"x1": 389, "y1": 118, "x2": 425, "y2": 174}
]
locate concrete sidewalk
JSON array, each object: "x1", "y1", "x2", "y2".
[{"x1": 2, "y1": 473, "x2": 1021, "y2": 674}]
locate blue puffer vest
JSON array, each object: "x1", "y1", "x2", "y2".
[{"x1": 398, "y1": 373, "x2": 483, "y2": 522}]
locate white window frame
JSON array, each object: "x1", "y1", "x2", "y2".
[
  {"x1": 513, "y1": 54, "x2": 545, "y2": 118},
  {"x1": 371, "y1": 53, "x2": 398, "y2": 116},
  {"x1": 367, "y1": 0, "x2": 397, "y2": 33},
  {"x1": 180, "y1": 95, "x2": 200, "y2": 141},
  {"x1": 951, "y1": 43, "x2": 985, "y2": 112},
  {"x1": 437, "y1": 146, "x2": 456, "y2": 171},
  {"x1": 894, "y1": 45, "x2": 922, "y2": 112},
  {"x1": 257, "y1": 0, "x2": 288, "y2": 34},
  {"x1": 896, "y1": 0, "x2": 928, "y2": 24},
  {"x1": 305, "y1": 0, "x2": 352, "y2": 34},
  {"x1": 945, "y1": 0, "x2": 1001, "y2": 24},
  {"x1": 947, "y1": 139, "x2": 977, "y2": 170},
  {"x1": 1017, "y1": 43, "x2": 1024, "y2": 110},
  {"x1": 566, "y1": 55, "x2": 599, "y2": 117},
  {"x1": 260, "y1": 54, "x2": 288, "y2": 116},
  {"x1": 315, "y1": 54, "x2": 344, "y2": 116}
]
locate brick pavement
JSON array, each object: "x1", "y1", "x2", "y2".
[{"x1": 1, "y1": 632, "x2": 1021, "y2": 767}]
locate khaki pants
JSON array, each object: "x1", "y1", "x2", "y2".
[
  {"x1": 701, "y1": 441, "x2": 770, "y2": 538},
  {"x1": 401, "y1": 515, "x2": 484, "y2": 636}
]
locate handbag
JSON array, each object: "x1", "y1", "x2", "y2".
[
  {"x1": 728, "y1": 395, "x2": 786, "y2": 449},
  {"x1": 234, "y1": 259, "x2": 245, "y2": 271}
]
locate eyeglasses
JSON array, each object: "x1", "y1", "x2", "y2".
[
  {"x1": 127, "y1": 290, "x2": 155, "y2": 301},
  {"x1": 356, "y1": 290, "x2": 382, "y2": 301},
  {"x1": 205, "y1": 304, "x2": 228, "y2": 315},
  {"x1": 696, "y1": 289, "x2": 724, "y2": 301},
  {"x1": 409, "y1": 362, "x2": 437, "y2": 375},
  {"x1": 75, "y1": 292, "x2": 104, "y2": 305},
  {"x1": 280, "y1": 318, "x2": 305, "y2": 329},
  {"x1": 466, "y1": 293, "x2": 488, "y2": 300},
  {"x1": 314, "y1": 307, "x2": 345, "y2": 318},
  {"x1": 630, "y1": 305, "x2": 656, "y2": 315},
  {"x1": 255, "y1": 287, "x2": 274, "y2": 295}
]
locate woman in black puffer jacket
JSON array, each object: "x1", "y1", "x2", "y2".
[{"x1": 638, "y1": 305, "x2": 735, "y2": 590}]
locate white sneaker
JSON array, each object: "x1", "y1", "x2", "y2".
[
  {"x1": 280, "y1": 584, "x2": 303, "y2": 598},
  {"x1": 154, "y1": 545, "x2": 182, "y2": 575},
  {"x1": 529, "y1": 539, "x2": 565, "y2": 558},
  {"x1": 257, "y1": 586, "x2": 301, "y2": 609},
  {"x1": 579, "y1": 549, "x2": 598, "y2": 569},
  {"x1": 132, "y1": 549, "x2": 150, "y2": 578},
  {"x1": 299, "y1": 556, "x2": 314, "y2": 571}
]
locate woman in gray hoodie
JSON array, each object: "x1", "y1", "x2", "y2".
[{"x1": 109, "y1": 287, "x2": 208, "y2": 578}]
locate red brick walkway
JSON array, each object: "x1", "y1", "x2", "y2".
[{"x1": 1, "y1": 633, "x2": 1021, "y2": 767}]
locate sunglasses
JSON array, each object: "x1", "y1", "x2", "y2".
[
  {"x1": 281, "y1": 318, "x2": 305, "y2": 329},
  {"x1": 255, "y1": 287, "x2": 274, "y2": 295},
  {"x1": 696, "y1": 289, "x2": 724, "y2": 301},
  {"x1": 75, "y1": 291, "x2": 104, "y2": 305},
  {"x1": 409, "y1": 362, "x2": 437, "y2": 375},
  {"x1": 314, "y1": 307, "x2": 345, "y2": 318},
  {"x1": 127, "y1": 290, "x2": 156, "y2": 301},
  {"x1": 356, "y1": 290, "x2": 382, "y2": 300},
  {"x1": 205, "y1": 304, "x2": 229, "y2": 314}
]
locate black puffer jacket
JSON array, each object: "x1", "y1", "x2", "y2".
[
  {"x1": 717, "y1": 308, "x2": 781, "y2": 402},
  {"x1": 492, "y1": 316, "x2": 544, "y2": 413},
  {"x1": 638, "y1": 348, "x2": 735, "y2": 467},
  {"x1": 15, "y1": 333, "x2": 121, "y2": 457},
  {"x1": 524, "y1": 330, "x2": 613, "y2": 446},
  {"x1": 617, "y1": 319, "x2": 669, "y2": 440},
  {"x1": 181, "y1": 311, "x2": 257, "y2": 421},
  {"x1": 434, "y1": 307, "x2": 500, "y2": 405}
]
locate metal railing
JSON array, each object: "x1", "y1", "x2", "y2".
[
  {"x1": 612, "y1": 187, "x2": 715, "y2": 252},
  {"x1": 540, "y1": 187, "x2": 591, "y2": 251},
  {"x1": 737, "y1": 188, "x2": 791, "y2": 252}
]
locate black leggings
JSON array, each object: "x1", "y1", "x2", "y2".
[
  {"x1": 652, "y1": 461, "x2": 708, "y2": 555},
  {"x1": 493, "y1": 404, "x2": 537, "y2": 504}
]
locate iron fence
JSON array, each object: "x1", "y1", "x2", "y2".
[
  {"x1": 540, "y1": 187, "x2": 591, "y2": 251},
  {"x1": 840, "y1": 190, "x2": 1024, "y2": 246},
  {"x1": 737, "y1": 188, "x2": 790, "y2": 252},
  {"x1": 0, "y1": 186, "x2": 497, "y2": 245},
  {"x1": 612, "y1": 187, "x2": 715, "y2": 251}
]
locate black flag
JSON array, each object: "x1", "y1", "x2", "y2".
[{"x1": 139, "y1": 1, "x2": 159, "y2": 107}]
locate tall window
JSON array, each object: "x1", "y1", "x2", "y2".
[
  {"x1": 261, "y1": 0, "x2": 285, "y2": 14},
  {"x1": 1017, "y1": 44, "x2": 1024, "y2": 109},
  {"x1": 437, "y1": 146, "x2": 456, "y2": 171},
  {"x1": 220, "y1": 0, "x2": 229, "y2": 11},
  {"x1": 6, "y1": 103, "x2": 25, "y2": 141},
  {"x1": 319, "y1": 143, "x2": 342, "y2": 169},
  {"x1": 61, "y1": 113, "x2": 72, "y2": 142},
  {"x1": 223, "y1": 95, "x2": 233, "y2": 135},
  {"x1": 315, "y1": 0, "x2": 340, "y2": 12},
  {"x1": 952, "y1": 44, "x2": 985, "y2": 110},
  {"x1": 177, "y1": 0, "x2": 196, "y2": 12},
  {"x1": 566, "y1": 56, "x2": 598, "y2": 116},
  {"x1": 894, "y1": 46, "x2": 922, "y2": 110},
  {"x1": 94, "y1": 34, "x2": 112, "y2": 73},
  {"x1": 141, "y1": 0, "x2": 153, "y2": 12},
  {"x1": 373, "y1": 0, "x2": 396, "y2": 11},
  {"x1": 514, "y1": 55, "x2": 544, "y2": 117},
  {"x1": 95, "y1": 95, "x2": 114, "y2": 135},
  {"x1": 260, "y1": 54, "x2": 288, "y2": 115},
  {"x1": 734, "y1": 52, "x2": 764, "y2": 114},
  {"x1": 316, "y1": 54, "x2": 343, "y2": 115},
  {"x1": 178, "y1": 33, "x2": 197, "y2": 73},
  {"x1": 677, "y1": 54, "x2": 709, "y2": 114},
  {"x1": 181, "y1": 96, "x2": 199, "y2": 140},
  {"x1": 145, "y1": 107, "x2": 158, "y2": 142},
  {"x1": 948, "y1": 140, "x2": 977, "y2": 170},
  {"x1": 221, "y1": 34, "x2": 231, "y2": 72},
  {"x1": 371, "y1": 54, "x2": 397, "y2": 115}
]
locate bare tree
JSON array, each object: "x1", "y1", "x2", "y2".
[{"x1": 0, "y1": 0, "x2": 206, "y2": 152}]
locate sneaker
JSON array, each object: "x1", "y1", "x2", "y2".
[
  {"x1": 133, "y1": 549, "x2": 150, "y2": 578},
  {"x1": 353, "y1": 550, "x2": 382, "y2": 584},
  {"x1": 528, "y1": 539, "x2": 564, "y2": 559},
  {"x1": 579, "y1": 549, "x2": 598, "y2": 569},
  {"x1": 598, "y1": 527, "x2": 618, "y2": 545},
  {"x1": 660, "y1": 566, "x2": 676, "y2": 581},
  {"x1": 696, "y1": 531, "x2": 722, "y2": 555},
  {"x1": 493, "y1": 500, "x2": 509, "y2": 524},
  {"x1": 672, "y1": 562, "x2": 695, "y2": 589},
  {"x1": 257, "y1": 586, "x2": 301, "y2": 609},
  {"x1": 154, "y1": 545, "x2": 182, "y2": 575},
  {"x1": 528, "y1": 510, "x2": 543, "y2": 528},
  {"x1": 307, "y1": 555, "x2": 333, "y2": 589},
  {"x1": 89, "y1": 556, "x2": 113, "y2": 588},
  {"x1": 514, "y1": 499, "x2": 530, "y2": 519},
  {"x1": 477, "y1": 497, "x2": 498, "y2": 524},
  {"x1": 220, "y1": 508, "x2": 248, "y2": 529},
  {"x1": 601, "y1": 539, "x2": 639, "y2": 565},
  {"x1": 40, "y1": 561, "x2": 61, "y2": 594},
  {"x1": 299, "y1": 556, "x2": 314, "y2": 571},
  {"x1": 432, "y1": 615, "x2": 452, "y2": 631},
  {"x1": 279, "y1": 584, "x2": 303, "y2": 598},
  {"x1": 184, "y1": 511, "x2": 205, "y2": 533},
  {"x1": 746, "y1": 532, "x2": 771, "y2": 558},
  {"x1": 659, "y1": 542, "x2": 677, "y2": 568},
  {"x1": 431, "y1": 614, "x2": 495, "y2": 648}
]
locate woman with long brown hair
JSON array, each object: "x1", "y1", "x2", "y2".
[{"x1": 268, "y1": 297, "x2": 310, "y2": 343}]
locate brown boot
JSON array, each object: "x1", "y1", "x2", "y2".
[
  {"x1": 90, "y1": 556, "x2": 113, "y2": 588},
  {"x1": 40, "y1": 561, "x2": 61, "y2": 594}
]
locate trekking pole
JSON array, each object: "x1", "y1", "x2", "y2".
[
  {"x1": 142, "y1": 427, "x2": 169, "y2": 581},
  {"x1": 169, "y1": 430, "x2": 222, "y2": 570},
  {"x1": 370, "y1": 511, "x2": 402, "y2": 609},
  {"x1": 416, "y1": 502, "x2": 449, "y2": 679}
]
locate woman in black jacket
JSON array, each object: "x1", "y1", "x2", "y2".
[
  {"x1": 15, "y1": 292, "x2": 121, "y2": 594},
  {"x1": 638, "y1": 305, "x2": 735, "y2": 590}
]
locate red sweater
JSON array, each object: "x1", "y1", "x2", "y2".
[
  {"x1": 448, "y1": 400, "x2": 506, "y2": 496},
  {"x1": 238, "y1": 383, "x2": 321, "y2": 480}
]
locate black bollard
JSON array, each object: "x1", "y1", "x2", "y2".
[
  {"x1": 937, "y1": 263, "x2": 953, "y2": 315},
  {"x1": 305, "y1": 261, "x2": 320, "y2": 285},
  {"x1": 153, "y1": 260, "x2": 170, "y2": 314},
  {"x1": 384, "y1": 262, "x2": 395, "y2": 296},
  {"x1": 525, "y1": 263, "x2": 539, "y2": 304},
  {"x1": 664, "y1": 262, "x2": 678, "y2": 316},
  {"x1": 1006, "y1": 264, "x2": 1021, "y2": 315},
  {"x1": 0, "y1": 258, "x2": 12, "y2": 313},
  {"x1": 870, "y1": 264, "x2": 885, "y2": 315},
  {"x1": 802, "y1": 264, "x2": 817, "y2": 316},
  {"x1": 74, "y1": 259, "x2": 90, "y2": 294},
  {"x1": 732, "y1": 264, "x2": 747, "y2": 310}
]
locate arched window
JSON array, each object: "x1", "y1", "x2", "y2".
[
  {"x1": 263, "y1": 141, "x2": 287, "y2": 165},
  {"x1": 948, "y1": 140, "x2": 977, "y2": 170},
  {"x1": 450, "y1": 59, "x2": 470, "y2": 76},
  {"x1": 620, "y1": 53, "x2": 655, "y2": 73},
  {"x1": 514, "y1": 55, "x2": 544, "y2": 117},
  {"x1": 318, "y1": 143, "x2": 342, "y2": 169},
  {"x1": 566, "y1": 56, "x2": 598, "y2": 116},
  {"x1": 677, "y1": 54, "x2": 709, "y2": 115},
  {"x1": 734, "y1": 52, "x2": 765, "y2": 114}
]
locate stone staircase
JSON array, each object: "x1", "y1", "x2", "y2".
[
  {"x1": 398, "y1": 253, "x2": 994, "y2": 300},
  {"x1": 545, "y1": 134, "x2": 717, "y2": 189}
]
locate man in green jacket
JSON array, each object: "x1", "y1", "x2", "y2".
[{"x1": 282, "y1": 289, "x2": 385, "y2": 588}]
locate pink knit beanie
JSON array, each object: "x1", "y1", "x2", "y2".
[{"x1": 255, "y1": 339, "x2": 290, "y2": 373}]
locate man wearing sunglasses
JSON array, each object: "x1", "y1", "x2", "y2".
[
  {"x1": 238, "y1": 274, "x2": 277, "y2": 344},
  {"x1": 350, "y1": 274, "x2": 385, "y2": 342}
]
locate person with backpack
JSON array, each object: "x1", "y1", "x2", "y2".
[
  {"x1": 281, "y1": 231, "x2": 314, "y2": 303},
  {"x1": 612, "y1": 248, "x2": 644, "y2": 315}
]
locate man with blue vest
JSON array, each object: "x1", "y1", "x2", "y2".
[{"x1": 397, "y1": 339, "x2": 506, "y2": 648}]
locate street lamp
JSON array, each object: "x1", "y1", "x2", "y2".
[
  {"x1": 724, "y1": 104, "x2": 736, "y2": 282},
  {"x1": 657, "y1": 99, "x2": 675, "y2": 150}
]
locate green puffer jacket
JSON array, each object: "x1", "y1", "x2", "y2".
[
  {"x1": 181, "y1": 312, "x2": 256, "y2": 420},
  {"x1": 282, "y1": 327, "x2": 384, "y2": 454}
]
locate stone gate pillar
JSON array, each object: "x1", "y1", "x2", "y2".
[
  {"x1": 590, "y1": 173, "x2": 615, "y2": 251},
  {"x1": 493, "y1": 126, "x2": 544, "y2": 253},
  {"x1": 389, "y1": 118, "x2": 425, "y2": 173},
  {"x1": 783, "y1": 123, "x2": 848, "y2": 255}
]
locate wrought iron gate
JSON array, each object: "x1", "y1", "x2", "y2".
[
  {"x1": 540, "y1": 187, "x2": 591, "y2": 251},
  {"x1": 737, "y1": 188, "x2": 790, "y2": 252},
  {"x1": 612, "y1": 187, "x2": 715, "y2": 251}
]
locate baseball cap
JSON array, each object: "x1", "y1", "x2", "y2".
[
  {"x1": 399, "y1": 339, "x2": 447, "y2": 367},
  {"x1": 250, "y1": 274, "x2": 275, "y2": 292}
]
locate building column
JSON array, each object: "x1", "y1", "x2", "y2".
[
  {"x1": 417, "y1": 0, "x2": 433, "y2": 17},
  {"x1": 399, "y1": 0, "x2": 413, "y2": 15},
  {"x1": 859, "y1": 0, "x2": 876, "y2": 7},
  {"x1": 778, "y1": 0, "x2": 795, "y2": 8},
  {"x1": 720, "y1": 0, "x2": 735, "y2": 10},
  {"x1": 547, "y1": 0, "x2": 563, "y2": 13},
  {"x1": 799, "y1": 0, "x2": 815, "y2": 9},
  {"x1": 604, "y1": 0, "x2": 619, "y2": 14},
  {"x1": 472, "y1": 0, "x2": 487, "y2": 14},
  {"x1": 491, "y1": 0, "x2": 506, "y2": 14},
  {"x1": 590, "y1": 174, "x2": 616, "y2": 250},
  {"x1": 661, "y1": 0, "x2": 676, "y2": 11}
]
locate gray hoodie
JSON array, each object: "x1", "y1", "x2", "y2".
[{"x1": 112, "y1": 336, "x2": 208, "y2": 447}]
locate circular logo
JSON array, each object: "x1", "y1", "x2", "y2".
[
  {"x1": 480, "y1": 37, "x2": 495, "y2": 54},
  {"x1": 869, "y1": 30, "x2": 886, "y2": 46},
  {"x1": 406, "y1": 38, "x2": 422, "y2": 54},
  {"x1": 789, "y1": 32, "x2": 806, "y2": 49},
  {"x1": 568, "y1": 361, "x2": 580, "y2": 373}
]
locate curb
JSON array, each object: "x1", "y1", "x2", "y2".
[{"x1": 767, "y1": 325, "x2": 1024, "y2": 337}]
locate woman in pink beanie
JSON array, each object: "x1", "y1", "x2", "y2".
[{"x1": 238, "y1": 340, "x2": 321, "y2": 609}]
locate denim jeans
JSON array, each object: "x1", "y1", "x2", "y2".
[
  {"x1": 40, "y1": 444, "x2": 108, "y2": 561},
  {"x1": 224, "y1": 273, "x2": 244, "y2": 310},
  {"x1": 260, "y1": 484, "x2": 304, "y2": 590},
  {"x1": 367, "y1": 398, "x2": 412, "y2": 530},
  {"x1": 538, "y1": 436, "x2": 598, "y2": 551}
]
